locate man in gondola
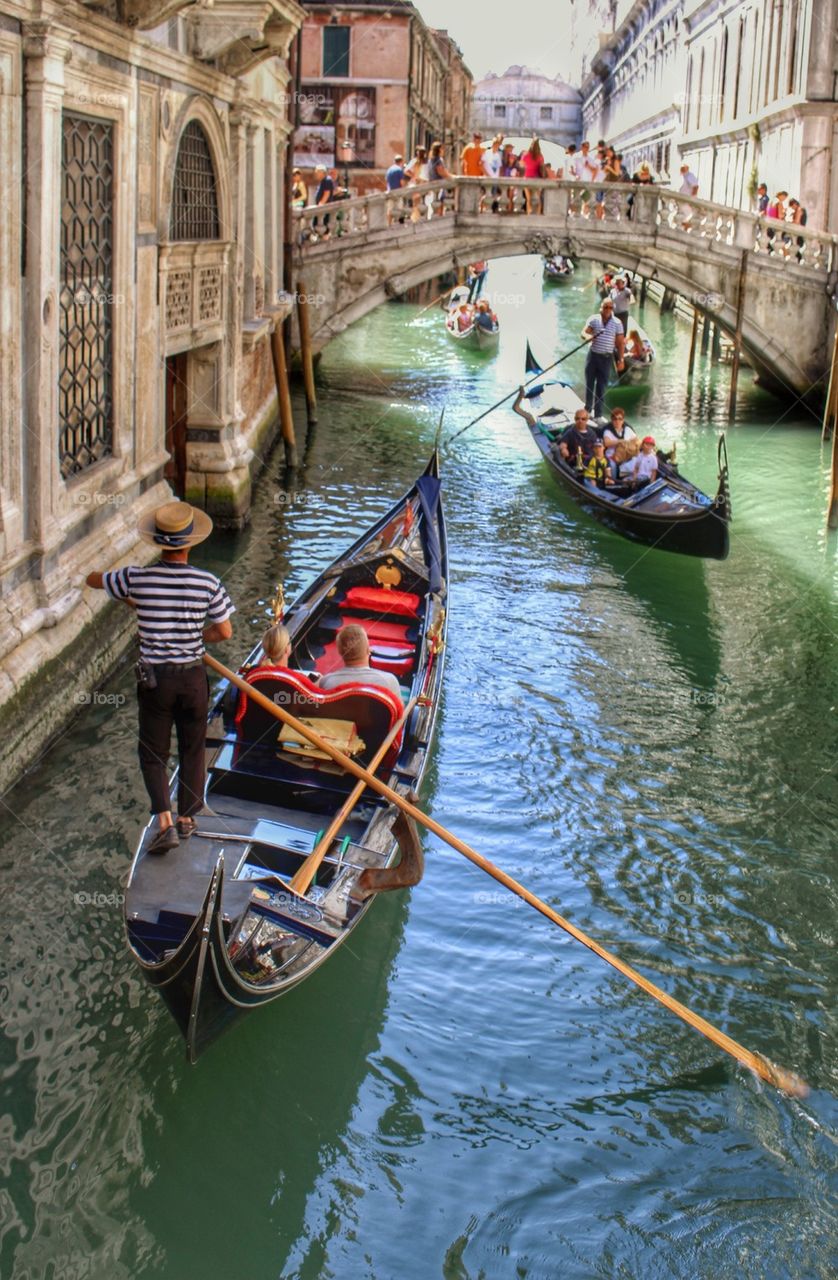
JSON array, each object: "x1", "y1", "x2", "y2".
[
  {"x1": 85, "y1": 501, "x2": 234, "y2": 854},
  {"x1": 557, "y1": 407, "x2": 599, "y2": 467}
]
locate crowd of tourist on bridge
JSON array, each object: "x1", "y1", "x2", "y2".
[{"x1": 292, "y1": 133, "x2": 809, "y2": 248}]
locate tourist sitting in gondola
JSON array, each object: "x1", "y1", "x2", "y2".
[
  {"x1": 556, "y1": 408, "x2": 599, "y2": 466},
  {"x1": 620, "y1": 435, "x2": 659, "y2": 487},
  {"x1": 601, "y1": 408, "x2": 637, "y2": 466},
  {"x1": 581, "y1": 441, "x2": 614, "y2": 490},
  {"x1": 454, "y1": 302, "x2": 474, "y2": 332},
  {"x1": 627, "y1": 329, "x2": 652, "y2": 361},
  {"x1": 474, "y1": 300, "x2": 498, "y2": 331},
  {"x1": 257, "y1": 622, "x2": 292, "y2": 668},
  {"x1": 318, "y1": 625, "x2": 402, "y2": 698}
]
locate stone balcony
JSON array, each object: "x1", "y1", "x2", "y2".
[{"x1": 159, "y1": 240, "x2": 231, "y2": 356}]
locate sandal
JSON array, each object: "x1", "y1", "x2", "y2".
[{"x1": 176, "y1": 816, "x2": 197, "y2": 839}]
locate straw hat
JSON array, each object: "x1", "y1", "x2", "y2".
[{"x1": 138, "y1": 500, "x2": 213, "y2": 548}]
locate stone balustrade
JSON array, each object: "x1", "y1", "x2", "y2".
[{"x1": 294, "y1": 178, "x2": 838, "y2": 280}]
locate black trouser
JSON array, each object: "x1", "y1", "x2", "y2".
[
  {"x1": 585, "y1": 351, "x2": 614, "y2": 416},
  {"x1": 615, "y1": 310, "x2": 630, "y2": 336},
  {"x1": 137, "y1": 664, "x2": 208, "y2": 817}
]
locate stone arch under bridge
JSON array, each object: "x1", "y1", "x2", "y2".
[{"x1": 291, "y1": 179, "x2": 838, "y2": 402}]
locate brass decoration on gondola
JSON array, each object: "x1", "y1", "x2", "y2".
[
  {"x1": 374, "y1": 558, "x2": 402, "y2": 590},
  {"x1": 269, "y1": 583, "x2": 285, "y2": 621}
]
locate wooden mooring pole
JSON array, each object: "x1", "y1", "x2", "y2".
[
  {"x1": 270, "y1": 321, "x2": 298, "y2": 468},
  {"x1": 700, "y1": 314, "x2": 711, "y2": 356},
  {"x1": 824, "y1": 327, "x2": 838, "y2": 530},
  {"x1": 687, "y1": 308, "x2": 700, "y2": 380},
  {"x1": 296, "y1": 280, "x2": 318, "y2": 425},
  {"x1": 727, "y1": 250, "x2": 748, "y2": 419}
]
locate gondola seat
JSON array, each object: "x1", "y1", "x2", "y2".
[
  {"x1": 342, "y1": 585, "x2": 421, "y2": 619},
  {"x1": 232, "y1": 668, "x2": 404, "y2": 773}
]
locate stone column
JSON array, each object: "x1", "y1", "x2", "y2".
[{"x1": 21, "y1": 21, "x2": 74, "y2": 560}]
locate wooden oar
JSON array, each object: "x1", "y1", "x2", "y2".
[
  {"x1": 204, "y1": 654, "x2": 808, "y2": 1098},
  {"x1": 289, "y1": 696, "x2": 418, "y2": 896},
  {"x1": 412, "y1": 285, "x2": 456, "y2": 320},
  {"x1": 444, "y1": 336, "x2": 592, "y2": 449}
]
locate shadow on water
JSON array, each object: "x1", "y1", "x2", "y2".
[{"x1": 0, "y1": 681, "x2": 418, "y2": 1277}]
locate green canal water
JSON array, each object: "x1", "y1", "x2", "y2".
[{"x1": 1, "y1": 257, "x2": 837, "y2": 1279}]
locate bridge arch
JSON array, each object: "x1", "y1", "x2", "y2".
[{"x1": 293, "y1": 179, "x2": 836, "y2": 402}]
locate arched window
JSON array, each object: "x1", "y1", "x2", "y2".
[{"x1": 170, "y1": 121, "x2": 220, "y2": 241}]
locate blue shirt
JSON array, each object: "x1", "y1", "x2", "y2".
[
  {"x1": 586, "y1": 314, "x2": 624, "y2": 353},
  {"x1": 385, "y1": 164, "x2": 406, "y2": 191}
]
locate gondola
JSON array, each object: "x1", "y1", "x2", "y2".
[
  {"x1": 444, "y1": 288, "x2": 500, "y2": 352},
  {"x1": 515, "y1": 343, "x2": 730, "y2": 559},
  {"x1": 124, "y1": 456, "x2": 448, "y2": 1061},
  {"x1": 616, "y1": 320, "x2": 656, "y2": 383},
  {"x1": 543, "y1": 255, "x2": 575, "y2": 283}
]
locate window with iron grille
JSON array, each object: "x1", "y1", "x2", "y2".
[
  {"x1": 59, "y1": 113, "x2": 114, "y2": 479},
  {"x1": 171, "y1": 120, "x2": 220, "y2": 241}
]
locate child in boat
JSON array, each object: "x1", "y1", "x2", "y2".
[
  {"x1": 581, "y1": 441, "x2": 614, "y2": 489},
  {"x1": 621, "y1": 436, "x2": 659, "y2": 486}
]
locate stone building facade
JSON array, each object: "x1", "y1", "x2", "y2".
[
  {"x1": 471, "y1": 66, "x2": 582, "y2": 147},
  {"x1": 295, "y1": 1, "x2": 470, "y2": 195},
  {"x1": 576, "y1": 0, "x2": 838, "y2": 230},
  {"x1": 432, "y1": 29, "x2": 472, "y2": 162},
  {"x1": 0, "y1": 0, "x2": 303, "y2": 791}
]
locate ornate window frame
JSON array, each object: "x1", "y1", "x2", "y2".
[{"x1": 57, "y1": 57, "x2": 135, "y2": 510}]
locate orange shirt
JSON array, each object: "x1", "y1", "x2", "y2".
[{"x1": 461, "y1": 144, "x2": 484, "y2": 177}]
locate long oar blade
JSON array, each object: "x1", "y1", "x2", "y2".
[{"x1": 205, "y1": 654, "x2": 807, "y2": 1099}]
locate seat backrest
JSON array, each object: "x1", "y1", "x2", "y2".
[{"x1": 234, "y1": 667, "x2": 403, "y2": 768}]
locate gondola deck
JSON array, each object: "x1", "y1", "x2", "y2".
[{"x1": 125, "y1": 456, "x2": 448, "y2": 1060}]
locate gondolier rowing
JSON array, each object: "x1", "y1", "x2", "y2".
[{"x1": 85, "y1": 501, "x2": 234, "y2": 854}]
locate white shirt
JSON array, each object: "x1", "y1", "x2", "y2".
[
  {"x1": 318, "y1": 665, "x2": 401, "y2": 698},
  {"x1": 572, "y1": 152, "x2": 589, "y2": 181},
  {"x1": 622, "y1": 450, "x2": 658, "y2": 481},
  {"x1": 680, "y1": 171, "x2": 698, "y2": 195},
  {"x1": 482, "y1": 149, "x2": 502, "y2": 179}
]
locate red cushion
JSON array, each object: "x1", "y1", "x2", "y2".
[
  {"x1": 233, "y1": 667, "x2": 404, "y2": 770},
  {"x1": 343, "y1": 586, "x2": 420, "y2": 618}
]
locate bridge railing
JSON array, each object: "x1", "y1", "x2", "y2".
[{"x1": 293, "y1": 177, "x2": 837, "y2": 277}]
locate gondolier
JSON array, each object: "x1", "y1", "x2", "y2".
[
  {"x1": 582, "y1": 299, "x2": 625, "y2": 418},
  {"x1": 85, "y1": 501, "x2": 234, "y2": 854}
]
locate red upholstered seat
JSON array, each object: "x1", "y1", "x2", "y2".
[
  {"x1": 234, "y1": 667, "x2": 404, "y2": 770},
  {"x1": 343, "y1": 585, "x2": 420, "y2": 619}
]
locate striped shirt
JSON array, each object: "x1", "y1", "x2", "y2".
[
  {"x1": 103, "y1": 562, "x2": 234, "y2": 663},
  {"x1": 586, "y1": 314, "x2": 624, "y2": 353}
]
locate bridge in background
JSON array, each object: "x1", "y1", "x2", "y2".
[{"x1": 291, "y1": 178, "x2": 838, "y2": 401}]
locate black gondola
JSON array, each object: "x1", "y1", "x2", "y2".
[
  {"x1": 124, "y1": 456, "x2": 448, "y2": 1061},
  {"x1": 515, "y1": 343, "x2": 730, "y2": 560}
]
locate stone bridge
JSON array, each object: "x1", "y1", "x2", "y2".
[{"x1": 291, "y1": 177, "x2": 838, "y2": 400}]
